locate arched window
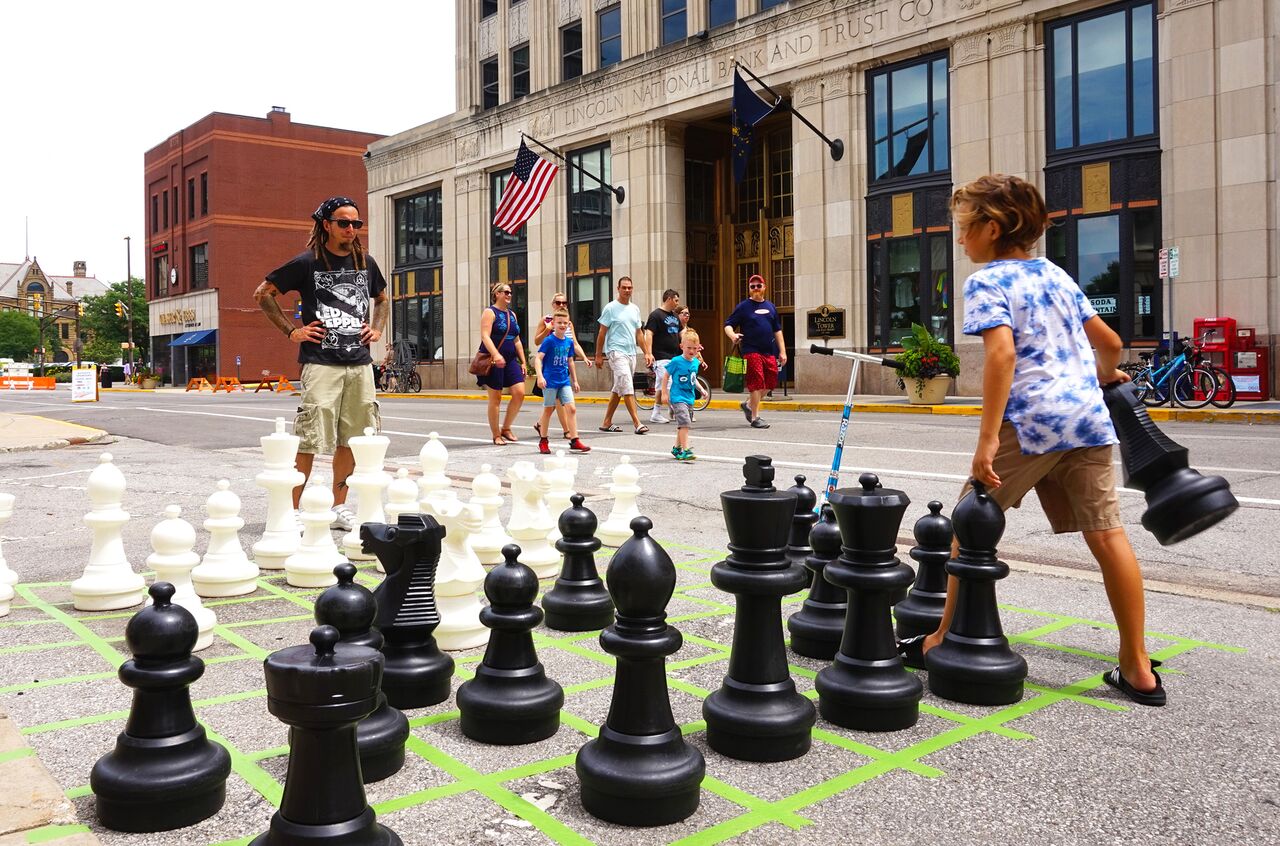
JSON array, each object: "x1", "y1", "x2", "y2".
[{"x1": 26, "y1": 282, "x2": 44, "y2": 295}]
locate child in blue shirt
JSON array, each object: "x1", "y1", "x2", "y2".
[
  {"x1": 534, "y1": 311, "x2": 589, "y2": 454},
  {"x1": 659, "y1": 330, "x2": 703, "y2": 461},
  {"x1": 910, "y1": 174, "x2": 1163, "y2": 706}
]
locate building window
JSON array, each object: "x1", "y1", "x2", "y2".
[
  {"x1": 151, "y1": 195, "x2": 158, "y2": 233},
  {"x1": 190, "y1": 244, "x2": 208, "y2": 291},
  {"x1": 562, "y1": 22, "x2": 583, "y2": 81},
  {"x1": 481, "y1": 58, "x2": 499, "y2": 109},
  {"x1": 491, "y1": 170, "x2": 529, "y2": 346},
  {"x1": 566, "y1": 144, "x2": 613, "y2": 355},
  {"x1": 760, "y1": 0, "x2": 787, "y2": 9},
  {"x1": 598, "y1": 5, "x2": 621, "y2": 68},
  {"x1": 1047, "y1": 1, "x2": 1155, "y2": 154},
  {"x1": 61, "y1": 322, "x2": 70, "y2": 340},
  {"x1": 481, "y1": 0, "x2": 497, "y2": 17},
  {"x1": 393, "y1": 189, "x2": 445, "y2": 362},
  {"x1": 187, "y1": 179, "x2": 195, "y2": 220},
  {"x1": 200, "y1": 172, "x2": 208, "y2": 215},
  {"x1": 568, "y1": 145, "x2": 612, "y2": 238},
  {"x1": 709, "y1": 0, "x2": 735, "y2": 28},
  {"x1": 162, "y1": 191, "x2": 169, "y2": 229},
  {"x1": 152, "y1": 255, "x2": 169, "y2": 299},
  {"x1": 662, "y1": 0, "x2": 686, "y2": 45},
  {"x1": 512, "y1": 44, "x2": 530, "y2": 100},
  {"x1": 868, "y1": 54, "x2": 949, "y2": 183},
  {"x1": 865, "y1": 183, "x2": 955, "y2": 350}
]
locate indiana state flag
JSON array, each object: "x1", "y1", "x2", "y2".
[{"x1": 732, "y1": 68, "x2": 778, "y2": 182}]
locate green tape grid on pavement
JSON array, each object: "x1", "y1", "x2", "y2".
[
  {"x1": 202, "y1": 723, "x2": 283, "y2": 808},
  {"x1": 22, "y1": 825, "x2": 93, "y2": 843},
  {"x1": 0, "y1": 746, "x2": 35, "y2": 763},
  {"x1": 14, "y1": 584, "x2": 125, "y2": 669},
  {"x1": 0, "y1": 639, "x2": 84, "y2": 656}
]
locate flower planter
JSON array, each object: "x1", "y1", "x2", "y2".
[
  {"x1": 140, "y1": 378, "x2": 158, "y2": 390},
  {"x1": 904, "y1": 376, "x2": 950, "y2": 405}
]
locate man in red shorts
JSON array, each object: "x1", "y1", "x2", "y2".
[{"x1": 723, "y1": 274, "x2": 786, "y2": 429}]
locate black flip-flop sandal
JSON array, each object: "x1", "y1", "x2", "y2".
[
  {"x1": 1103, "y1": 666, "x2": 1166, "y2": 707},
  {"x1": 897, "y1": 635, "x2": 928, "y2": 670}
]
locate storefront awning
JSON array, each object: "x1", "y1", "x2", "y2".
[{"x1": 169, "y1": 329, "x2": 217, "y2": 347}]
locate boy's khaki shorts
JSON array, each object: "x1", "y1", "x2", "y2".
[
  {"x1": 961, "y1": 421, "x2": 1121, "y2": 534},
  {"x1": 295, "y1": 363, "x2": 380, "y2": 455}
]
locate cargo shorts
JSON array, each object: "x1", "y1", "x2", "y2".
[
  {"x1": 295, "y1": 363, "x2": 380, "y2": 455},
  {"x1": 960, "y1": 421, "x2": 1122, "y2": 534}
]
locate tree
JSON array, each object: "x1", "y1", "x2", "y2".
[
  {"x1": 81, "y1": 278, "x2": 149, "y2": 365},
  {"x1": 0, "y1": 311, "x2": 40, "y2": 361}
]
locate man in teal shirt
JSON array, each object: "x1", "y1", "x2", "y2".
[{"x1": 593, "y1": 276, "x2": 654, "y2": 434}]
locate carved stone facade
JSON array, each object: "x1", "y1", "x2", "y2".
[{"x1": 365, "y1": 0, "x2": 1278, "y2": 397}]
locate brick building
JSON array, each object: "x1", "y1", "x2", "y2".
[
  {"x1": 0, "y1": 258, "x2": 109, "y2": 363},
  {"x1": 144, "y1": 109, "x2": 383, "y2": 384}
]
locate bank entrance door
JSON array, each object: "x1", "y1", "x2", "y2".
[{"x1": 684, "y1": 121, "x2": 793, "y2": 387}]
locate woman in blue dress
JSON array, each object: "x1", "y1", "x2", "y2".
[{"x1": 477, "y1": 282, "x2": 527, "y2": 445}]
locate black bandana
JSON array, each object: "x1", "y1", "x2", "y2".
[{"x1": 312, "y1": 196, "x2": 360, "y2": 222}]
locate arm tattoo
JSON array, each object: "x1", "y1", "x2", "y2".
[
  {"x1": 254, "y1": 281, "x2": 295, "y2": 337},
  {"x1": 370, "y1": 293, "x2": 390, "y2": 332}
]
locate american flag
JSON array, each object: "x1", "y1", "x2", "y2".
[{"x1": 492, "y1": 141, "x2": 559, "y2": 235}]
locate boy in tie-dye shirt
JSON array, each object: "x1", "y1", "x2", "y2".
[{"x1": 910, "y1": 174, "x2": 1165, "y2": 707}]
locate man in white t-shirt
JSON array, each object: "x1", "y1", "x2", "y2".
[{"x1": 593, "y1": 276, "x2": 653, "y2": 434}]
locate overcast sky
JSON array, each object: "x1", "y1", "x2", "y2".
[{"x1": 2, "y1": 1, "x2": 456, "y2": 285}]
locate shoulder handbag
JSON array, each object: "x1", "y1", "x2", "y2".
[
  {"x1": 723, "y1": 342, "x2": 746, "y2": 394},
  {"x1": 468, "y1": 309, "x2": 512, "y2": 377}
]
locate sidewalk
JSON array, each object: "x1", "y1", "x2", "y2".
[{"x1": 0, "y1": 413, "x2": 109, "y2": 453}]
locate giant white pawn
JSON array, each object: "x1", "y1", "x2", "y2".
[
  {"x1": 379, "y1": 468, "x2": 420, "y2": 574},
  {"x1": 417, "y1": 432, "x2": 451, "y2": 503},
  {"x1": 72, "y1": 454, "x2": 145, "y2": 611},
  {"x1": 147, "y1": 505, "x2": 216, "y2": 651},
  {"x1": 598, "y1": 456, "x2": 642, "y2": 548},
  {"x1": 544, "y1": 451, "x2": 576, "y2": 547},
  {"x1": 506, "y1": 462, "x2": 559, "y2": 578},
  {"x1": 433, "y1": 499, "x2": 490, "y2": 650},
  {"x1": 284, "y1": 481, "x2": 345, "y2": 588},
  {"x1": 192, "y1": 480, "x2": 259, "y2": 597},
  {"x1": 0, "y1": 492, "x2": 17, "y2": 587},
  {"x1": 343, "y1": 427, "x2": 391, "y2": 562},
  {"x1": 253, "y1": 418, "x2": 305, "y2": 570},
  {"x1": 469, "y1": 464, "x2": 510, "y2": 568}
]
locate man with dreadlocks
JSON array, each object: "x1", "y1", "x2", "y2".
[{"x1": 253, "y1": 196, "x2": 389, "y2": 531}]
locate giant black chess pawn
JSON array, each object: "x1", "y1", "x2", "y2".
[
  {"x1": 251, "y1": 626, "x2": 401, "y2": 846},
  {"x1": 817, "y1": 474, "x2": 922, "y2": 731},
  {"x1": 91, "y1": 582, "x2": 231, "y2": 832},
  {"x1": 786, "y1": 504, "x2": 847, "y2": 660},
  {"x1": 704, "y1": 456, "x2": 815, "y2": 762},
  {"x1": 457, "y1": 544, "x2": 564, "y2": 744},
  {"x1": 576, "y1": 517, "x2": 705, "y2": 826},
  {"x1": 314, "y1": 563, "x2": 410, "y2": 783},
  {"x1": 925, "y1": 481, "x2": 1027, "y2": 706},
  {"x1": 360, "y1": 514, "x2": 454, "y2": 709},
  {"x1": 894, "y1": 501, "x2": 953, "y2": 641},
  {"x1": 1104, "y1": 381, "x2": 1238, "y2": 544},
  {"x1": 543, "y1": 494, "x2": 614, "y2": 631},
  {"x1": 785, "y1": 475, "x2": 818, "y2": 588}
]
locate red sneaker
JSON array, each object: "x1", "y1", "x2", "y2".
[
  {"x1": 538, "y1": 437, "x2": 551, "y2": 455},
  {"x1": 568, "y1": 438, "x2": 591, "y2": 452}
]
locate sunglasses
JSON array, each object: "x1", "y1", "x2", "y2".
[
  {"x1": 498, "y1": 289, "x2": 512, "y2": 295},
  {"x1": 328, "y1": 218, "x2": 365, "y2": 229},
  {"x1": 552, "y1": 299, "x2": 567, "y2": 305},
  {"x1": 749, "y1": 283, "x2": 765, "y2": 290}
]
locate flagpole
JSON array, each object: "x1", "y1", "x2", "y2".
[
  {"x1": 733, "y1": 59, "x2": 844, "y2": 162},
  {"x1": 521, "y1": 133, "x2": 625, "y2": 204}
]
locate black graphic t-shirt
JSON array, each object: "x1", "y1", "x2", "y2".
[
  {"x1": 266, "y1": 248, "x2": 387, "y2": 365},
  {"x1": 644, "y1": 307, "x2": 682, "y2": 361}
]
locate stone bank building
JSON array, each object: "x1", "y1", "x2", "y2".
[{"x1": 367, "y1": 0, "x2": 1278, "y2": 396}]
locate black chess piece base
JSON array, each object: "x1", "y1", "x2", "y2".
[
  {"x1": 543, "y1": 584, "x2": 614, "y2": 632},
  {"x1": 787, "y1": 601, "x2": 845, "y2": 661},
  {"x1": 815, "y1": 654, "x2": 922, "y2": 732},
  {"x1": 380, "y1": 647, "x2": 454, "y2": 710},
  {"x1": 458, "y1": 668, "x2": 563, "y2": 745},
  {"x1": 703, "y1": 677, "x2": 815, "y2": 761},
  {"x1": 249, "y1": 806, "x2": 402, "y2": 846},
  {"x1": 925, "y1": 630, "x2": 1027, "y2": 706},
  {"x1": 357, "y1": 698, "x2": 410, "y2": 783},
  {"x1": 577, "y1": 725, "x2": 705, "y2": 827},
  {"x1": 92, "y1": 724, "x2": 231, "y2": 832}
]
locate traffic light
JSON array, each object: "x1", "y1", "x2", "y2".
[
  {"x1": 114, "y1": 301, "x2": 124, "y2": 318},
  {"x1": 31, "y1": 293, "x2": 42, "y2": 313},
  {"x1": 77, "y1": 301, "x2": 86, "y2": 317}
]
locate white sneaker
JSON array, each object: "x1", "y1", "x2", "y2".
[
  {"x1": 650, "y1": 411, "x2": 670, "y2": 424},
  {"x1": 330, "y1": 504, "x2": 356, "y2": 531}
]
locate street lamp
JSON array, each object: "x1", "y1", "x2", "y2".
[{"x1": 123, "y1": 236, "x2": 135, "y2": 370}]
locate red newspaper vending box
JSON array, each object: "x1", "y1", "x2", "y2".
[{"x1": 1230, "y1": 347, "x2": 1270, "y2": 401}]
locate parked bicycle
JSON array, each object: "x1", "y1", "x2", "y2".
[
  {"x1": 635, "y1": 365, "x2": 712, "y2": 412},
  {"x1": 378, "y1": 340, "x2": 422, "y2": 394},
  {"x1": 1127, "y1": 332, "x2": 1226, "y2": 409}
]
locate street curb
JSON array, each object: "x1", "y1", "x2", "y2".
[{"x1": 0, "y1": 434, "x2": 111, "y2": 454}]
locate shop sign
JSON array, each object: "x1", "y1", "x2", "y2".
[
  {"x1": 1089, "y1": 297, "x2": 1117, "y2": 315},
  {"x1": 159, "y1": 309, "x2": 198, "y2": 326},
  {"x1": 806, "y1": 305, "x2": 846, "y2": 339}
]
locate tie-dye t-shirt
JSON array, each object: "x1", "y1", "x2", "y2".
[{"x1": 962, "y1": 258, "x2": 1117, "y2": 455}]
